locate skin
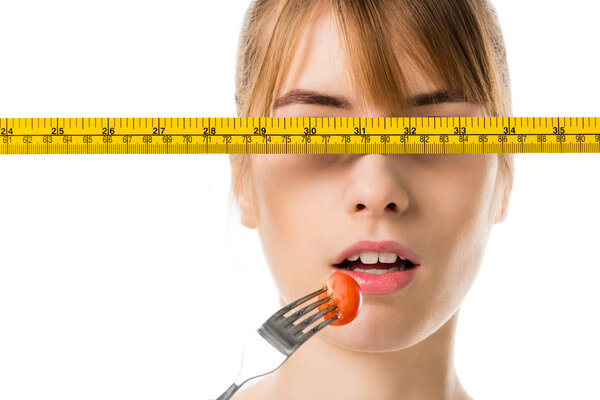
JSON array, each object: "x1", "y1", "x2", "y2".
[{"x1": 229, "y1": 8, "x2": 511, "y2": 400}]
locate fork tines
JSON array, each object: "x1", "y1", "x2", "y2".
[{"x1": 258, "y1": 287, "x2": 339, "y2": 356}]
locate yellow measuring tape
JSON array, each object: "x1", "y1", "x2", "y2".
[{"x1": 1, "y1": 117, "x2": 598, "y2": 154}]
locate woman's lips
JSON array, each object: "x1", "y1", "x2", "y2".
[
  {"x1": 332, "y1": 265, "x2": 420, "y2": 295},
  {"x1": 330, "y1": 239, "x2": 421, "y2": 295}
]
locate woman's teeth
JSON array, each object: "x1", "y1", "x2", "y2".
[
  {"x1": 338, "y1": 251, "x2": 415, "y2": 274},
  {"x1": 346, "y1": 251, "x2": 404, "y2": 264}
]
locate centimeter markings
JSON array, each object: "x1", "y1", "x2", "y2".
[{"x1": 0, "y1": 117, "x2": 599, "y2": 154}]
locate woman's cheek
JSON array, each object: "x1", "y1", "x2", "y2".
[
  {"x1": 425, "y1": 175, "x2": 495, "y2": 315},
  {"x1": 255, "y1": 177, "x2": 328, "y2": 296}
]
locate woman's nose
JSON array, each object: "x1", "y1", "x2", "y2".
[{"x1": 344, "y1": 154, "x2": 410, "y2": 218}]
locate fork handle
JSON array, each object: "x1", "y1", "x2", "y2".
[{"x1": 215, "y1": 383, "x2": 240, "y2": 400}]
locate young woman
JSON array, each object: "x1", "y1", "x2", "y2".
[{"x1": 228, "y1": 0, "x2": 514, "y2": 398}]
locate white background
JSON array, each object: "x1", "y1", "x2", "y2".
[{"x1": 0, "y1": 0, "x2": 599, "y2": 399}]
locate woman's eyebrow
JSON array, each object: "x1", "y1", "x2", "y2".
[
  {"x1": 274, "y1": 89, "x2": 352, "y2": 109},
  {"x1": 273, "y1": 89, "x2": 467, "y2": 109}
]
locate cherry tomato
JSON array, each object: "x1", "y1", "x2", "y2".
[{"x1": 317, "y1": 270, "x2": 362, "y2": 326}]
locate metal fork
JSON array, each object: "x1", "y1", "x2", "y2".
[{"x1": 214, "y1": 286, "x2": 338, "y2": 400}]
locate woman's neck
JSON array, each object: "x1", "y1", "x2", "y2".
[{"x1": 251, "y1": 309, "x2": 470, "y2": 400}]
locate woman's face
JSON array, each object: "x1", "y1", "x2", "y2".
[{"x1": 231, "y1": 10, "x2": 510, "y2": 352}]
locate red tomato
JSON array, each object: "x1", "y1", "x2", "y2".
[{"x1": 317, "y1": 271, "x2": 362, "y2": 326}]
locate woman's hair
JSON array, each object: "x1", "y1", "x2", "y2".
[{"x1": 230, "y1": 0, "x2": 514, "y2": 212}]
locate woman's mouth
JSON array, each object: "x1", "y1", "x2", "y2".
[{"x1": 331, "y1": 246, "x2": 421, "y2": 295}]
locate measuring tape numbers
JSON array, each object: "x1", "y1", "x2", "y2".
[{"x1": 1, "y1": 117, "x2": 598, "y2": 154}]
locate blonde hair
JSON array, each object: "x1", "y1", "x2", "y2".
[{"x1": 230, "y1": 0, "x2": 514, "y2": 211}]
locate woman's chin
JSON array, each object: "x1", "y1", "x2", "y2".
[{"x1": 317, "y1": 304, "x2": 425, "y2": 352}]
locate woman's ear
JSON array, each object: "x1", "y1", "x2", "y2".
[
  {"x1": 229, "y1": 154, "x2": 257, "y2": 229},
  {"x1": 494, "y1": 189, "x2": 510, "y2": 224},
  {"x1": 238, "y1": 188, "x2": 258, "y2": 229},
  {"x1": 494, "y1": 163, "x2": 514, "y2": 224}
]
